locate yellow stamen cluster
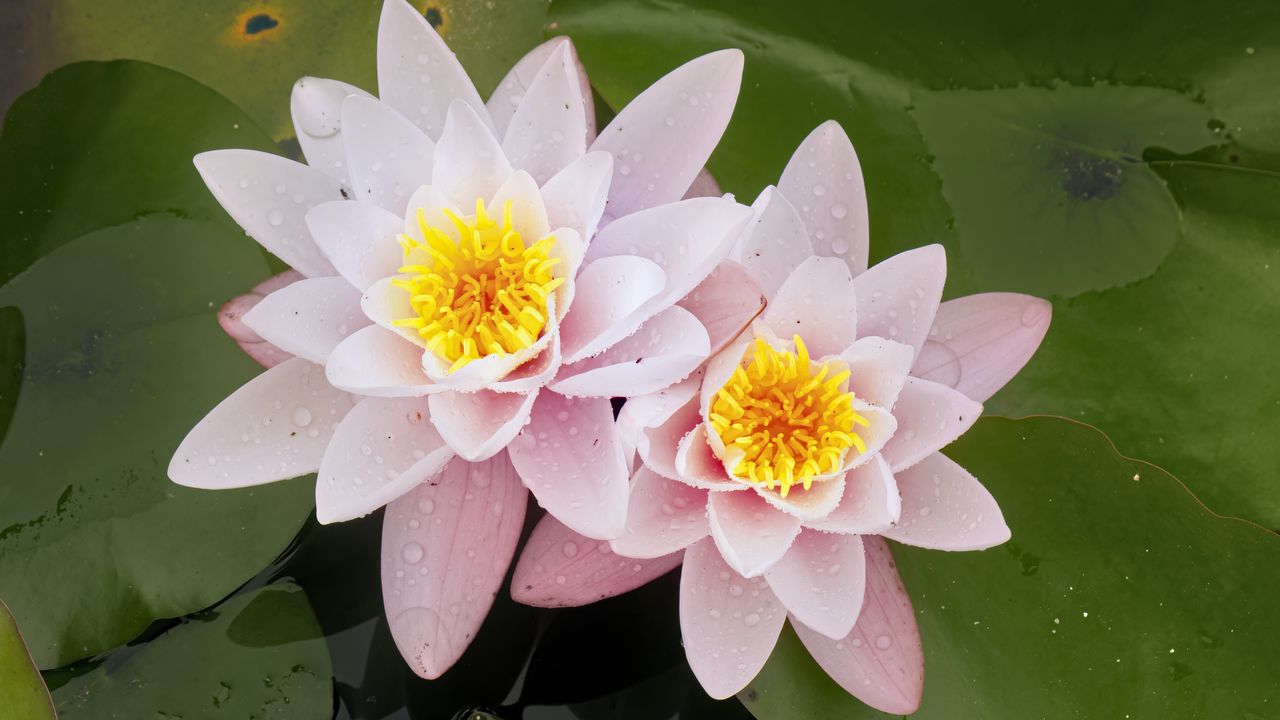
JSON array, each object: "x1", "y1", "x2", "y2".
[
  {"x1": 392, "y1": 199, "x2": 563, "y2": 373},
  {"x1": 709, "y1": 336, "x2": 868, "y2": 497}
]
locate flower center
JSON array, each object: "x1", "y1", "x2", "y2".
[
  {"x1": 709, "y1": 336, "x2": 868, "y2": 497},
  {"x1": 392, "y1": 199, "x2": 563, "y2": 373}
]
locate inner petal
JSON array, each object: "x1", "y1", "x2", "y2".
[
  {"x1": 708, "y1": 335, "x2": 869, "y2": 498},
  {"x1": 390, "y1": 197, "x2": 563, "y2": 373}
]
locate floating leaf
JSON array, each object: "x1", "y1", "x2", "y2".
[{"x1": 0, "y1": 601, "x2": 56, "y2": 720}]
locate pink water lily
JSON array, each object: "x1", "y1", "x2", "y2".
[
  {"x1": 168, "y1": 0, "x2": 763, "y2": 680},
  {"x1": 512, "y1": 121, "x2": 1052, "y2": 712}
]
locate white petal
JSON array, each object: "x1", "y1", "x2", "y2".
[
  {"x1": 429, "y1": 389, "x2": 537, "y2": 461},
  {"x1": 676, "y1": 261, "x2": 766, "y2": 356},
  {"x1": 754, "y1": 472, "x2": 847, "y2": 522},
  {"x1": 777, "y1": 120, "x2": 870, "y2": 275},
  {"x1": 808, "y1": 454, "x2": 900, "y2": 535},
  {"x1": 842, "y1": 336, "x2": 915, "y2": 409},
  {"x1": 611, "y1": 466, "x2": 710, "y2": 558},
  {"x1": 290, "y1": 76, "x2": 374, "y2": 186},
  {"x1": 762, "y1": 256, "x2": 857, "y2": 358},
  {"x1": 881, "y1": 377, "x2": 982, "y2": 472},
  {"x1": 540, "y1": 151, "x2": 613, "y2": 243},
  {"x1": 326, "y1": 326, "x2": 441, "y2": 397},
  {"x1": 880, "y1": 452, "x2": 1010, "y2": 551},
  {"x1": 194, "y1": 150, "x2": 341, "y2": 277},
  {"x1": 733, "y1": 186, "x2": 813, "y2": 300},
  {"x1": 765, "y1": 531, "x2": 866, "y2": 639},
  {"x1": 707, "y1": 490, "x2": 802, "y2": 577},
  {"x1": 502, "y1": 42, "x2": 587, "y2": 184},
  {"x1": 592, "y1": 50, "x2": 743, "y2": 219},
  {"x1": 432, "y1": 100, "x2": 513, "y2": 208},
  {"x1": 376, "y1": 0, "x2": 491, "y2": 139},
  {"x1": 342, "y1": 95, "x2": 435, "y2": 215},
  {"x1": 242, "y1": 276, "x2": 368, "y2": 364},
  {"x1": 853, "y1": 245, "x2": 946, "y2": 356},
  {"x1": 488, "y1": 37, "x2": 595, "y2": 144},
  {"x1": 489, "y1": 169, "x2": 551, "y2": 240},
  {"x1": 558, "y1": 255, "x2": 666, "y2": 363},
  {"x1": 306, "y1": 201, "x2": 405, "y2": 292},
  {"x1": 551, "y1": 305, "x2": 710, "y2": 398},
  {"x1": 316, "y1": 397, "x2": 454, "y2": 523},
  {"x1": 169, "y1": 358, "x2": 355, "y2": 488}
]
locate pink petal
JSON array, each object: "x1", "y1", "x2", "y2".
[
  {"x1": 734, "y1": 186, "x2": 814, "y2": 300},
  {"x1": 853, "y1": 245, "x2": 946, "y2": 356},
  {"x1": 316, "y1": 397, "x2": 454, "y2": 523},
  {"x1": 432, "y1": 100, "x2": 512, "y2": 208},
  {"x1": 540, "y1": 151, "x2": 613, "y2": 246},
  {"x1": 242, "y1": 276, "x2": 368, "y2": 363},
  {"x1": 762, "y1": 256, "x2": 857, "y2": 358},
  {"x1": 808, "y1": 454, "x2": 900, "y2": 535},
  {"x1": 558, "y1": 255, "x2": 666, "y2": 363},
  {"x1": 881, "y1": 377, "x2": 982, "y2": 472},
  {"x1": 841, "y1": 401, "x2": 898, "y2": 472},
  {"x1": 193, "y1": 150, "x2": 341, "y2": 277},
  {"x1": 881, "y1": 452, "x2": 1009, "y2": 551},
  {"x1": 382, "y1": 452, "x2": 527, "y2": 679},
  {"x1": 341, "y1": 95, "x2": 435, "y2": 215},
  {"x1": 326, "y1": 325, "x2": 440, "y2": 397},
  {"x1": 765, "y1": 531, "x2": 866, "y2": 639},
  {"x1": 507, "y1": 393, "x2": 629, "y2": 539},
  {"x1": 676, "y1": 261, "x2": 766, "y2": 355},
  {"x1": 612, "y1": 466, "x2": 711, "y2": 558},
  {"x1": 169, "y1": 358, "x2": 355, "y2": 488},
  {"x1": 488, "y1": 37, "x2": 595, "y2": 144},
  {"x1": 218, "y1": 271, "x2": 303, "y2": 369},
  {"x1": 841, "y1": 336, "x2": 914, "y2": 409},
  {"x1": 290, "y1": 76, "x2": 374, "y2": 186},
  {"x1": 777, "y1": 121, "x2": 870, "y2": 276},
  {"x1": 754, "y1": 472, "x2": 846, "y2": 522},
  {"x1": 680, "y1": 538, "x2": 786, "y2": 699},
  {"x1": 683, "y1": 167, "x2": 722, "y2": 199},
  {"x1": 511, "y1": 514, "x2": 680, "y2": 608},
  {"x1": 913, "y1": 292, "x2": 1052, "y2": 403},
  {"x1": 486, "y1": 333, "x2": 562, "y2": 394},
  {"x1": 708, "y1": 489, "x2": 802, "y2": 577},
  {"x1": 674, "y1": 424, "x2": 741, "y2": 491},
  {"x1": 429, "y1": 389, "x2": 537, "y2": 462},
  {"x1": 638, "y1": 394, "x2": 701, "y2": 481},
  {"x1": 794, "y1": 536, "x2": 923, "y2": 715},
  {"x1": 305, "y1": 200, "x2": 404, "y2": 292},
  {"x1": 377, "y1": 0, "x2": 490, "y2": 139},
  {"x1": 592, "y1": 50, "x2": 743, "y2": 220},
  {"x1": 551, "y1": 306, "x2": 710, "y2": 398},
  {"x1": 619, "y1": 374, "x2": 702, "y2": 470},
  {"x1": 501, "y1": 42, "x2": 587, "y2": 185}
]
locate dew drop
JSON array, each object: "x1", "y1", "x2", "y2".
[
  {"x1": 267, "y1": 210, "x2": 284, "y2": 226},
  {"x1": 562, "y1": 541, "x2": 580, "y2": 558},
  {"x1": 417, "y1": 496, "x2": 436, "y2": 515},
  {"x1": 402, "y1": 542, "x2": 425, "y2": 564},
  {"x1": 874, "y1": 634, "x2": 893, "y2": 650},
  {"x1": 292, "y1": 407, "x2": 313, "y2": 427},
  {"x1": 830, "y1": 203, "x2": 848, "y2": 219}
]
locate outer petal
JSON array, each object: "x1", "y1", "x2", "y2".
[
  {"x1": 913, "y1": 293, "x2": 1053, "y2": 403},
  {"x1": 290, "y1": 76, "x2": 375, "y2": 186},
  {"x1": 540, "y1": 151, "x2": 613, "y2": 249},
  {"x1": 432, "y1": 100, "x2": 513, "y2": 207},
  {"x1": 507, "y1": 393, "x2": 629, "y2": 540},
  {"x1": 377, "y1": 0, "x2": 491, "y2": 139},
  {"x1": 169, "y1": 358, "x2": 355, "y2": 488},
  {"x1": 342, "y1": 95, "x2": 435, "y2": 215},
  {"x1": 841, "y1": 336, "x2": 914, "y2": 409},
  {"x1": 193, "y1": 150, "x2": 341, "y2": 277},
  {"x1": 316, "y1": 397, "x2": 454, "y2": 523},
  {"x1": 219, "y1": 271, "x2": 301, "y2": 369},
  {"x1": 382, "y1": 453, "x2": 527, "y2": 679},
  {"x1": 683, "y1": 167, "x2": 722, "y2": 199},
  {"x1": 612, "y1": 466, "x2": 710, "y2": 559},
  {"x1": 488, "y1": 37, "x2": 595, "y2": 143},
  {"x1": 708, "y1": 490, "x2": 802, "y2": 578},
  {"x1": 511, "y1": 515, "x2": 680, "y2": 608},
  {"x1": 551, "y1": 306, "x2": 710, "y2": 398},
  {"x1": 326, "y1": 326, "x2": 441, "y2": 397},
  {"x1": 733, "y1": 186, "x2": 813, "y2": 300},
  {"x1": 242, "y1": 276, "x2": 368, "y2": 363},
  {"x1": 639, "y1": 394, "x2": 701, "y2": 480},
  {"x1": 306, "y1": 200, "x2": 404, "y2": 292},
  {"x1": 853, "y1": 244, "x2": 946, "y2": 356},
  {"x1": 765, "y1": 531, "x2": 866, "y2": 640},
  {"x1": 680, "y1": 538, "x2": 786, "y2": 700},
  {"x1": 676, "y1": 261, "x2": 766, "y2": 355},
  {"x1": 429, "y1": 389, "x2": 538, "y2": 462},
  {"x1": 808, "y1": 454, "x2": 900, "y2": 535},
  {"x1": 881, "y1": 377, "x2": 982, "y2": 472},
  {"x1": 762, "y1": 256, "x2": 857, "y2": 358},
  {"x1": 558, "y1": 255, "x2": 666, "y2": 363},
  {"x1": 794, "y1": 536, "x2": 923, "y2": 715},
  {"x1": 777, "y1": 120, "x2": 870, "y2": 276},
  {"x1": 880, "y1": 452, "x2": 1010, "y2": 551},
  {"x1": 592, "y1": 50, "x2": 743, "y2": 219},
  {"x1": 502, "y1": 43, "x2": 587, "y2": 184}
]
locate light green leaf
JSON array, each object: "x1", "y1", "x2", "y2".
[{"x1": 0, "y1": 600, "x2": 56, "y2": 720}]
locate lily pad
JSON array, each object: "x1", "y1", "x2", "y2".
[
  {"x1": 0, "y1": 601, "x2": 55, "y2": 720},
  {"x1": 547, "y1": 0, "x2": 1280, "y2": 524},
  {"x1": 50, "y1": 582, "x2": 332, "y2": 719},
  {"x1": 0, "y1": 60, "x2": 315, "y2": 668},
  {"x1": 740, "y1": 416, "x2": 1280, "y2": 718}
]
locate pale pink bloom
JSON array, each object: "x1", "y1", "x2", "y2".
[
  {"x1": 169, "y1": 0, "x2": 761, "y2": 680},
  {"x1": 512, "y1": 121, "x2": 1052, "y2": 712}
]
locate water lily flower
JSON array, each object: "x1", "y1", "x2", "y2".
[
  {"x1": 511, "y1": 121, "x2": 1052, "y2": 712},
  {"x1": 168, "y1": 0, "x2": 761, "y2": 680}
]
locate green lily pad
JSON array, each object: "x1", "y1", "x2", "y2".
[
  {"x1": 0, "y1": 601, "x2": 56, "y2": 720},
  {"x1": 51, "y1": 582, "x2": 332, "y2": 719},
  {"x1": 0, "y1": 61, "x2": 314, "y2": 668},
  {"x1": 740, "y1": 416, "x2": 1280, "y2": 718},
  {"x1": 3, "y1": 0, "x2": 550, "y2": 141},
  {"x1": 547, "y1": 0, "x2": 1280, "y2": 525}
]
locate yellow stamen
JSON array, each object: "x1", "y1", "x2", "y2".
[
  {"x1": 392, "y1": 199, "x2": 561, "y2": 372},
  {"x1": 710, "y1": 336, "x2": 867, "y2": 497}
]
